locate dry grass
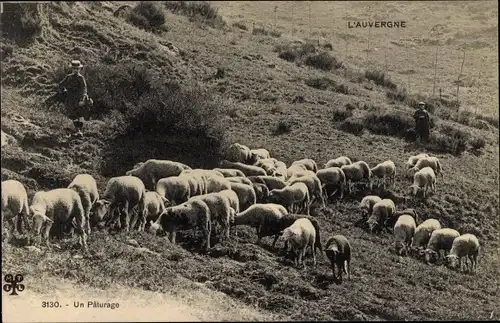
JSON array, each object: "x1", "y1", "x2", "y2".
[{"x1": 1, "y1": 1, "x2": 499, "y2": 321}]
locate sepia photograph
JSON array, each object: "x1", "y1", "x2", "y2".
[{"x1": 1, "y1": 1, "x2": 498, "y2": 322}]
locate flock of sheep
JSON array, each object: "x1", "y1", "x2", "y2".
[{"x1": 2, "y1": 143, "x2": 480, "y2": 282}]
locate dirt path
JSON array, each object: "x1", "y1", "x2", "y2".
[{"x1": 2, "y1": 277, "x2": 276, "y2": 322}]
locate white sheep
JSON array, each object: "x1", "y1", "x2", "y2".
[
  {"x1": 359, "y1": 195, "x2": 382, "y2": 220},
  {"x1": 30, "y1": 188, "x2": 87, "y2": 250},
  {"x1": 206, "y1": 176, "x2": 232, "y2": 194},
  {"x1": 156, "y1": 176, "x2": 191, "y2": 206},
  {"x1": 409, "y1": 167, "x2": 436, "y2": 198},
  {"x1": 286, "y1": 169, "x2": 316, "y2": 183},
  {"x1": 225, "y1": 176, "x2": 254, "y2": 186},
  {"x1": 250, "y1": 148, "x2": 271, "y2": 161},
  {"x1": 274, "y1": 160, "x2": 288, "y2": 181},
  {"x1": 405, "y1": 153, "x2": 429, "y2": 170},
  {"x1": 150, "y1": 199, "x2": 212, "y2": 251},
  {"x1": 287, "y1": 174, "x2": 326, "y2": 208},
  {"x1": 219, "y1": 160, "x2": 267, "y2": 176},
  {"x1": 218, "y1": 189, "x2": 241, "y2": 215},
  {"x1": 285, "y1": 163, "x2": 309, "y2": 180},
  {"x1": 68, "y1": 174, "x2": 99, "y2": 234},
  {"x1": 324, "y1": 156, "x2": 352, "y2": 169},
  {"x1": 406, "y1": 156, "x2": 443, "y2": 179},
  {"x1": 410, "y1": 219, "x2": 442, "y2": 253},
  {"x1": 190, "y1": 192, "x2": 233, "y2": 240},
  {"x1": 424, "y1": 228, "x2": 460, "y2": 264},
  {"x1": 213, "y1": 168, "x2": 246, "y2": 178},
  {"x1": 143, "y1": 191, "x2": 170, "y2": 230},
  {"x1": 341, "y1": 161, "x2": 373, "y2": 194},
  {"x1": 370, "y1": 160, "x2": 396, "y2": 189},
  {"x1": 254, "y1": 158, "x2": 277, "y2": 175},
  {"x1": 248, "y1": 175, "x2": 287, "y2": 191},
  {"x1": 281, "y1": 218, "x2": 317, "y2": 267},
  {"x1": 325, "y1": 235, "x2": 352, "y2": 282},
  {"x1": 125, "y1": 159, "x2": 189, "y2": 190},
  {"x1": 316, "y1": 167, "x2": 347, "y2": 200},
  {"x1": 180, "y1": 168, "x2": 224, "y2": 178},
  {"x1": 225, "y1": 143, "x2": 254, "y2": 164},
  {"x1": 366, "y1": 199, "x2": 396, "y2": 233},
  {"x1": 393, "y1": 214, "x2": 417, "y2": 256},
  {"x1": 1, "y1": 180, "x2": 30, "y2": 241},
  {"x1": 93, "y1": 176, "x2": 147, "y2": 232},
  {"x1": 445, "y1": 233, "x2": 480, "y2": 273},
  {"x1": 291, "y1": 158, "x2": 318, "y2": 173},
  {"x1": 232, "y1": 203, "x2": 288, "y2": 244},
  {"x1": 229, "y1": 182, "x2": 257, "y2": 211},
  {"x1": 267, "y1": 182, "x2": 310, "y2": 215}
]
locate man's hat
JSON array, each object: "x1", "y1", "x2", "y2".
[
  {"x1": 70, "y1": 60, "x2": 83, "y2": 68},
  {"x1": 418, "y1": 101, "x2": 425, "y2": 106}
]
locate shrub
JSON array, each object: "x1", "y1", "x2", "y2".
[
  {"x1": 364, "y1": 69, "x2": 397, "y2": 89},
  {"x1": 425, "y1": 130, "x2": 468, "y2": 155},
  {"x1": 305, "y1": 77, "x2": 335, "y2": 90},
  {"x1": 304, "y1": 52, "x2": 342, "y2": 71},
  {"x1": 340, "y1": 117, "x2": 365, "y2": 135},
  {"x1": 386, "y1": 86, "x2": 408, "y2": 103},
  {"x1": 363, "y1": 111, "x2": 414, "y2": 138},
  {"x1": 272, "y1": 121, "x2": 292, "y2": 135},
  {"x1": 332, "y1": 107, "x2": 353, "y2": 122},
  {"x1": 469, "y1": 137, "x2": 486, "y2": 151},
  {"x1": 164, "y1": 1, "x2": 226, "y2": 28},
  {"x1": 475, "y1": 114, "x2": 499, "y2": 129},
  {"x1": 252, "y1": 26, "x2": 281, "y2": 38},
  {"x1": 232, "y1": 21, "x2": 247, "y2": 30},
  {"x1": 0, "y1": 3, "x2": 43, "y2": 43},
  {"x1": 127, "y1": 2, "x2": 166, "y2": 31}
]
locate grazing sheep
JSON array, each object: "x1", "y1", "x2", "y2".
[
  {"x1": 359, "y1": 195, "x2": 382, "y2": 220},
  {"x1": 156, "y1": 176, "x2": 191, "y2": 206},
  {"x1": 341, "y1": 161, "x2": 373, "y2": 193},
  {"x1": 213, "y1": 168, "x2": 246, "y2": 178},
  {"x1": 410, "y1": 219, "x2": 442, "y2": 254},
  {"x1": 281, "y1": 218, "x2": 317, "y2": 267},
  {"x1": 143, "y1": 191, "x2": 170, "y2": 229},
  {"x1": 286, "y1": 163, "x2": 309, "y2": 180},
  {"x1": 190, "y1": 192, "x2": 233, "y2": 240},
  {"x1": 286, "y1": 170, "x2": 317, "y2": 183},
  {"x1": 254, "y1": 158, "x2": 277, "y2": 175},
  {"x1": 366, "y1": 199, "x2": 396, "y2": 233},
  {"x1": 409, "y1": 167, "x2": 436, "y2": 198},
  {"x1": 250, "y1": 148, "x2": 271, "y2": 161},
  {"x1": 30, "y1": 188, "x2": 87, "y2": 250},
  {"x1": 229, "y1": 182, "x2": 257, "y2": 211},
  {"x1": 274, "y1": 160, "x2": 288, "y2": 181},
  {"x1": 370, "y1": 160, "x2": 396, "y2": 189},
  {"x1": 93, "y1": 176, "x2": 147, "y2": 232},
  {"x1": 265, "y1": 214, "x2": 322, "y2": 254},
  {"x1": 225, "y1": 143, "x2": 255, "y2": 164},
  {"x1": 2, "y1": 180, "x2": 30, "y2": 241},
  {"x1": 219, "y1": 160, "x2": 267, "y2": 176},
  {"x1": 248, "y1": 175, "x2": 287, "y2": 191},
  {"x1": 424, "y1": 228, "x2": 460, "y2": 264},
  {"x1": 218, "y1": 189, "x2": 241, "y2": 215},
  {"x1": 268, "y1": 182, "x2": 311, "y2": 215},
  {"x1": 445, "y1": 234, "x2": 480, "y2": 273},
  {"x1": 391, "y1": 208, "x2": 420, "y2": 228},
  {"x1": 324, "y1": 156, "x2": 352, "y2": 169},
  {"x1": 68, "y1": 174, "x2": 99, "y2": 235},
  {"x1": 125, "y1": 159, "x2": 190, "y2": 190},
  {"x1": 232, "y1": 203, "x2": 288, "y2": 244},
  {"x1": 405, "y1": 153, "x2": 429, "y2": 170},
  {"x1": 325, "y1": 235, "x2": 351, "y2": 282},
  {"x1": 225, "y1": 176, "x2": 254, "y2": 186},
  {"x1": 150, "y1": 199, "x2": 212, "y2": 251},
  {"x1": 292, "y1": 158, "x2": 318, "y2": 173},
  {"x1": 181, "y1": 169, "x2": 224, "y2": 178},
  {"x1": 394, "y1": 215, "x2": 417, "y2": 256},
  {"x1": 252, "y1": 183, "x2": 270, "y2": 203},
  {"x1": 205, "y1": 176, "x2": 232, "y2": 194},
  {"x1": 316, "y1": 167, "x2": 347, "y2": 199},
  {"x1": 288, "y1": 174, "x2": 326, "y2": 208},
  {"x1": 406, "y1": 156, "x2": 442, "y2": 179}
]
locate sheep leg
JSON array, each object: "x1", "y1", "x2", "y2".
[
  {"x1": 170, "y1": 230, "x2": 177, "y2": 244},
  {"x1": 346, "y1": 260, "x2": 351, "y2": 280},
  {"x1": 331, "y1": 264, "x2": 336, "y2": 280},
  {"x1": 122, "y1": 201, "x2": 130, "y2": 232},
  {"x1": 312, "y1": 242, "x2": 316, "y2": 266},
  {"x1": 204, "y1": 221, "x2": 211, "y2": 251},
  {"x1": 42, "y1": 222, "x2": 53, "y2": 249},
  {"x1": 6, "y1": 216, "x2": 18, "y2": 240},
  {"x1": 272, "y1": 234, "x2": 280, "y2": 248},
  {"x1": 255, "y1": 225, "x2": 262, "y2": 245}
]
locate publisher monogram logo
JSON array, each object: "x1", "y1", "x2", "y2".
[{"x1": 3, "y1": 274, "x2": 25, "y2": 296}]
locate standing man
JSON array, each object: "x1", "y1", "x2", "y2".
[
  {"x1": 413, "y1": 101, "x2": 431, "y2": 143},
  {"x1": 59, "y1": 60, "x2": 89, "y2": 137}
]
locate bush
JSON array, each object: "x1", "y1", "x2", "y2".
[
  {"x1": 304, "y1": 52, "x2": 342, "y2": 71},
  {"x1": 252, "y1": 26, "x2": 281, "y2": 38},
  {"x1": 127, "y1": 2, "x2": 166, "y2": 31},
  {"x1": 363, "y1": 111, "x2": 414, "y2": 138},
  {"x1": 475, "y1": 114, "x2": 499, "y2": 129},
  {"x1": 272, "y1": 121, "x2": 292, "y2": 135},
  {"x1": 469, "y1": 137, "x2": 486, "y2": 151},
  {"x1": 332, "y1": 107, "x2": 353, "y2": 122},
  {"x1": 232, "y1": 21, "x2": 247, "y2": 30},
  {"x1": 340, "y1": 117, "x2": 365, "y2": 135},
  {"x1": 425, "y1": 129, "x2": 468, "y2": 155},
  {"x1": 364, "y1": 69, "x2": 397, "y2": 90},
  {"x1": 305, "y1": 77, "x2": 335, "y2": 90},
  {"x1": 0, "y1": 3, "x2": 42, "y2": 43},
  {"x1": 164, "y1": 1, "x2": 226, "y2": 28}
]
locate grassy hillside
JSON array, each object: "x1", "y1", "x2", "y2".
[{"x1": 2, "y1": 1, "x2": 499, "y2": 321}]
